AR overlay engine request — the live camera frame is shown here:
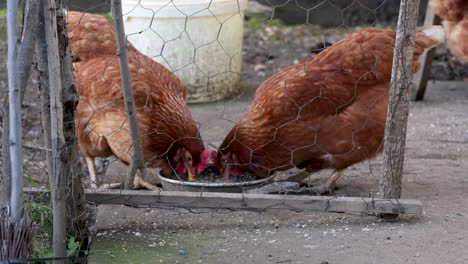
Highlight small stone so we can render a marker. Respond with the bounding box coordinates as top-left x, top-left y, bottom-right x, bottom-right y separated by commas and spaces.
254, 64, 266, 72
